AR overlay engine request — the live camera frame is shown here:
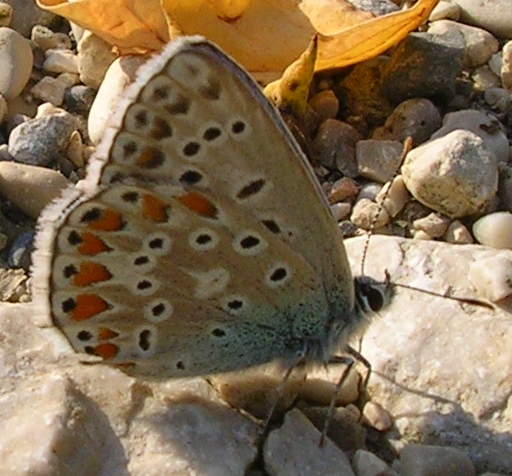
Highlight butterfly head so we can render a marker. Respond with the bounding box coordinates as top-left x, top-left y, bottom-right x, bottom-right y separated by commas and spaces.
354, 272, 393, 317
